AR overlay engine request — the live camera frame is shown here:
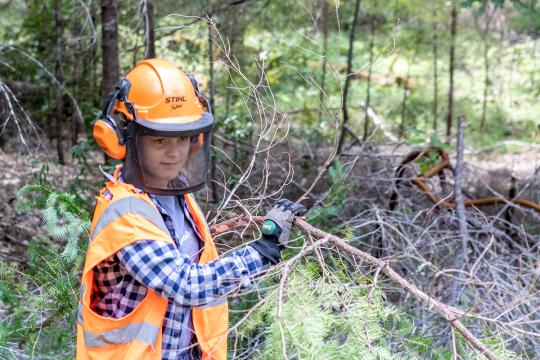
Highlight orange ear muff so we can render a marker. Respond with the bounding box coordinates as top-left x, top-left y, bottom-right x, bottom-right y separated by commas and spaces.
93, 119, 126, 160
189, 133, 204, 156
